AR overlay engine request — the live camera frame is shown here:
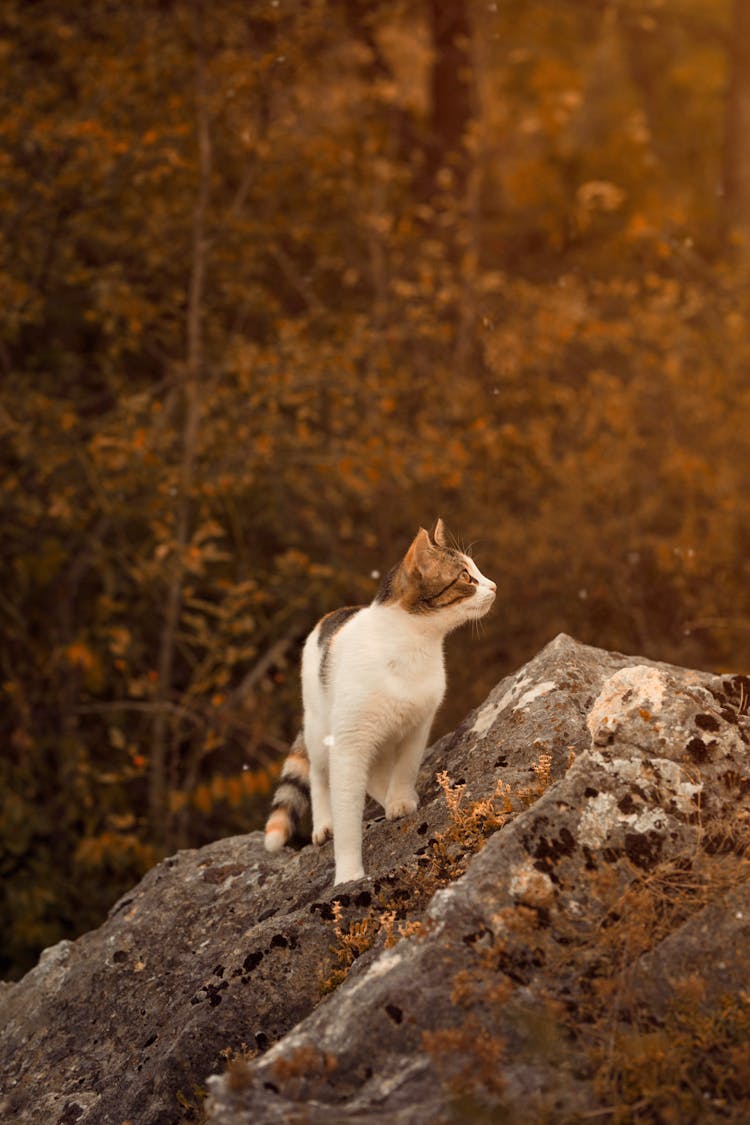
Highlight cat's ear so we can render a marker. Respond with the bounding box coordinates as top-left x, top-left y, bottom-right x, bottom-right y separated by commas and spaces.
405, 527, 436, 577
429, 517, 449, 549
